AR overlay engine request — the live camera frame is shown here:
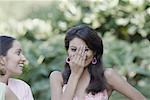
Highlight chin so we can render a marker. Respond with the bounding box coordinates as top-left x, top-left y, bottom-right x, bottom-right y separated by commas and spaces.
85, 60, 92, 66
18, 71, 23, 75
14, 71, 23, 75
